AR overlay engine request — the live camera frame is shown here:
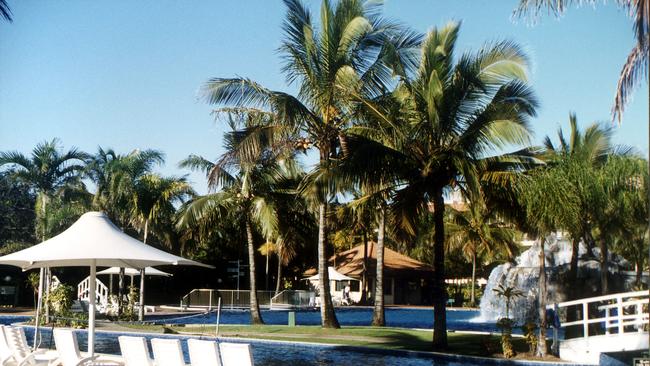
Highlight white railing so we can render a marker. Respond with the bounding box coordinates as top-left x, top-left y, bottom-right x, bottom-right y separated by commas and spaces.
548, 290, 649, 340
77, 276, 109, 309
270, 290, 315, 310
180, 289, 276, 310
